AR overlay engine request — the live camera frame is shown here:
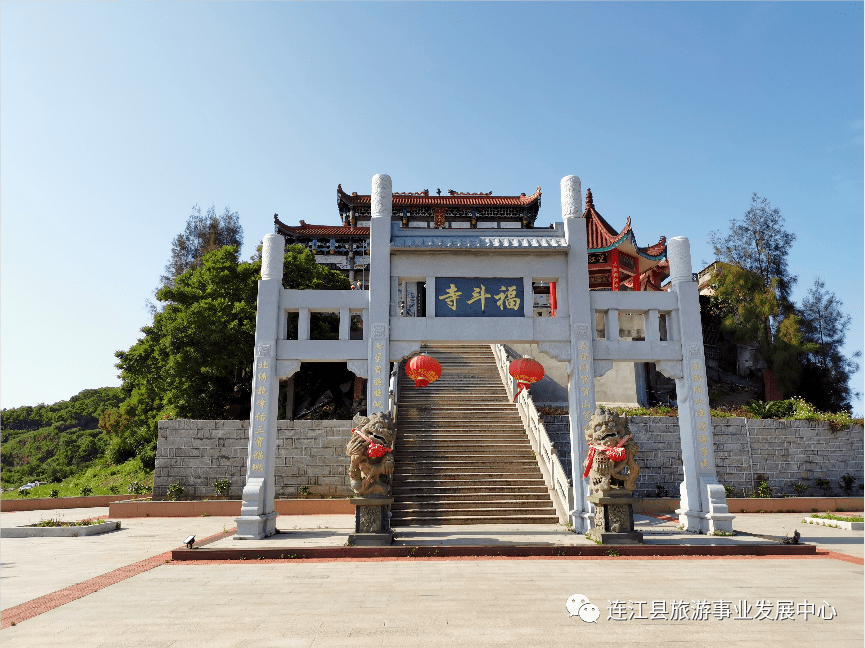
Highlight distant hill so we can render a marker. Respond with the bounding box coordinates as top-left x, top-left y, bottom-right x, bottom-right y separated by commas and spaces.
1, 387, 124, 487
